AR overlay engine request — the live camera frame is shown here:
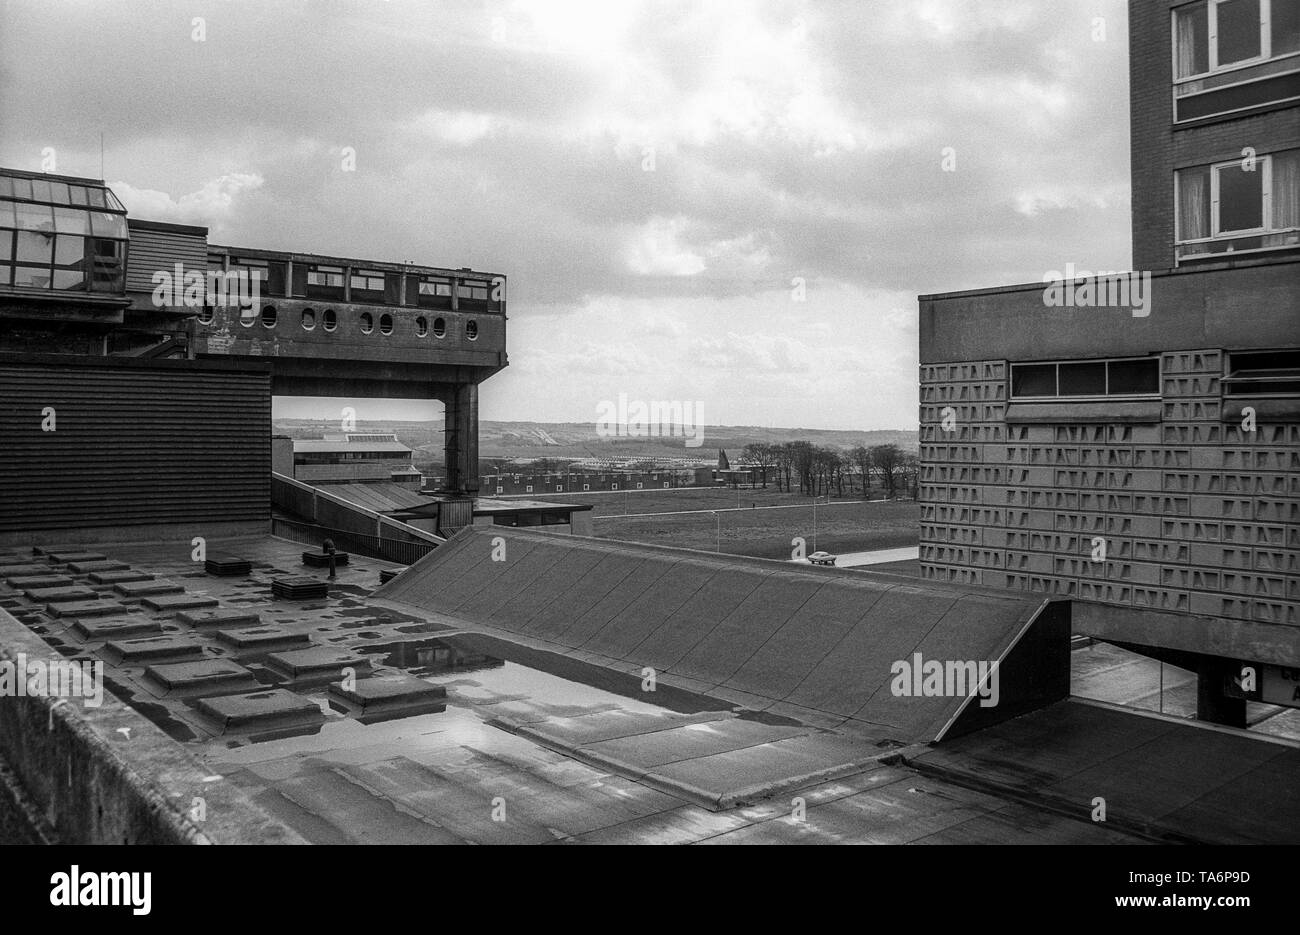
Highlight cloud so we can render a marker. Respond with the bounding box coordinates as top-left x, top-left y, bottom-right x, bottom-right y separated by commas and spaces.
109, 173, 264, 227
